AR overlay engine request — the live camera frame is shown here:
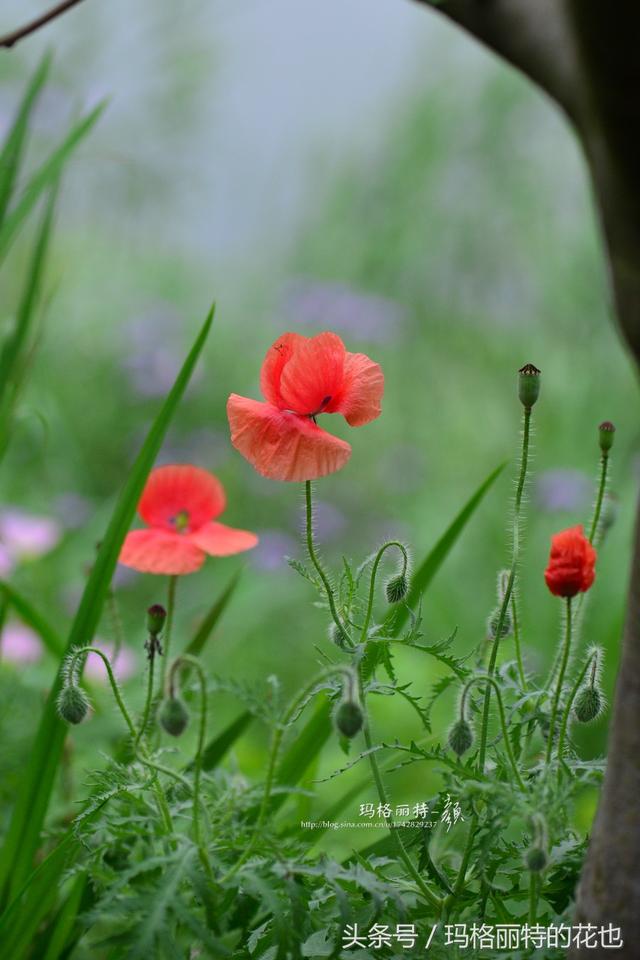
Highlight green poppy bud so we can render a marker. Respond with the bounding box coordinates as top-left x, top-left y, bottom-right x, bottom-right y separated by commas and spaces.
334, 699, 363, 739
488, 606, 512, 640
146, 604, 167, 637
518, 363, 541, 409
329, 622, 349, 649
385, 573, 409, 604
525, 845, 548, 872
448, 718, 474, 757
158, 697, 189, 736
598, 421, 616, 453
57, 684, 90, 725
574, 685, 602, 723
